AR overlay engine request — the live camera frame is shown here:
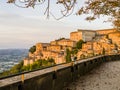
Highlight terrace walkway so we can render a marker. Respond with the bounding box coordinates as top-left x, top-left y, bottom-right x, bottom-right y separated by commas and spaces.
65, 60, 120, 90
